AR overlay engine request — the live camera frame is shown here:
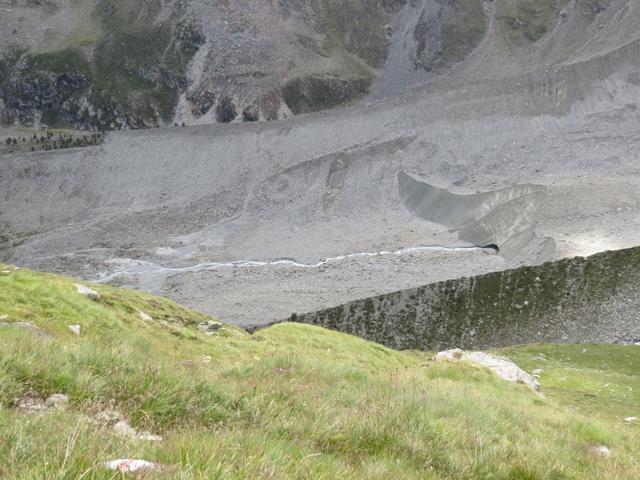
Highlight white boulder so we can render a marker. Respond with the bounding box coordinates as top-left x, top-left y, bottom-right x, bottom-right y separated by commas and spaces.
433, 349, 541, 394
75, 283, 100, 300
